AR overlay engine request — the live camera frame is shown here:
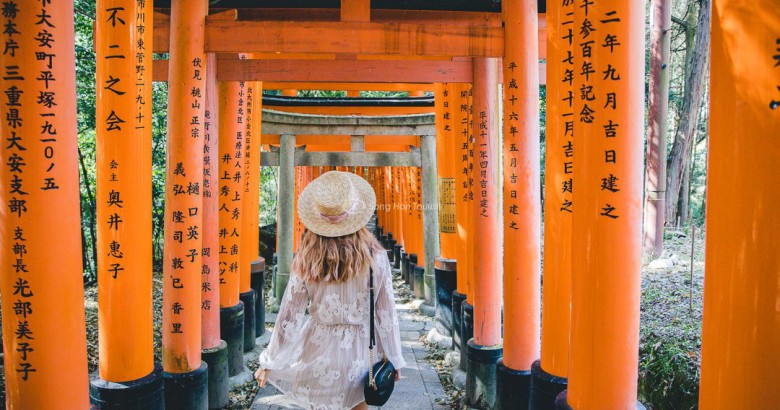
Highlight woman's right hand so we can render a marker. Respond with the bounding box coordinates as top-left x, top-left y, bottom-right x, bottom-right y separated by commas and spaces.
254, 368, 269, 388
394, 369, 401, 381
